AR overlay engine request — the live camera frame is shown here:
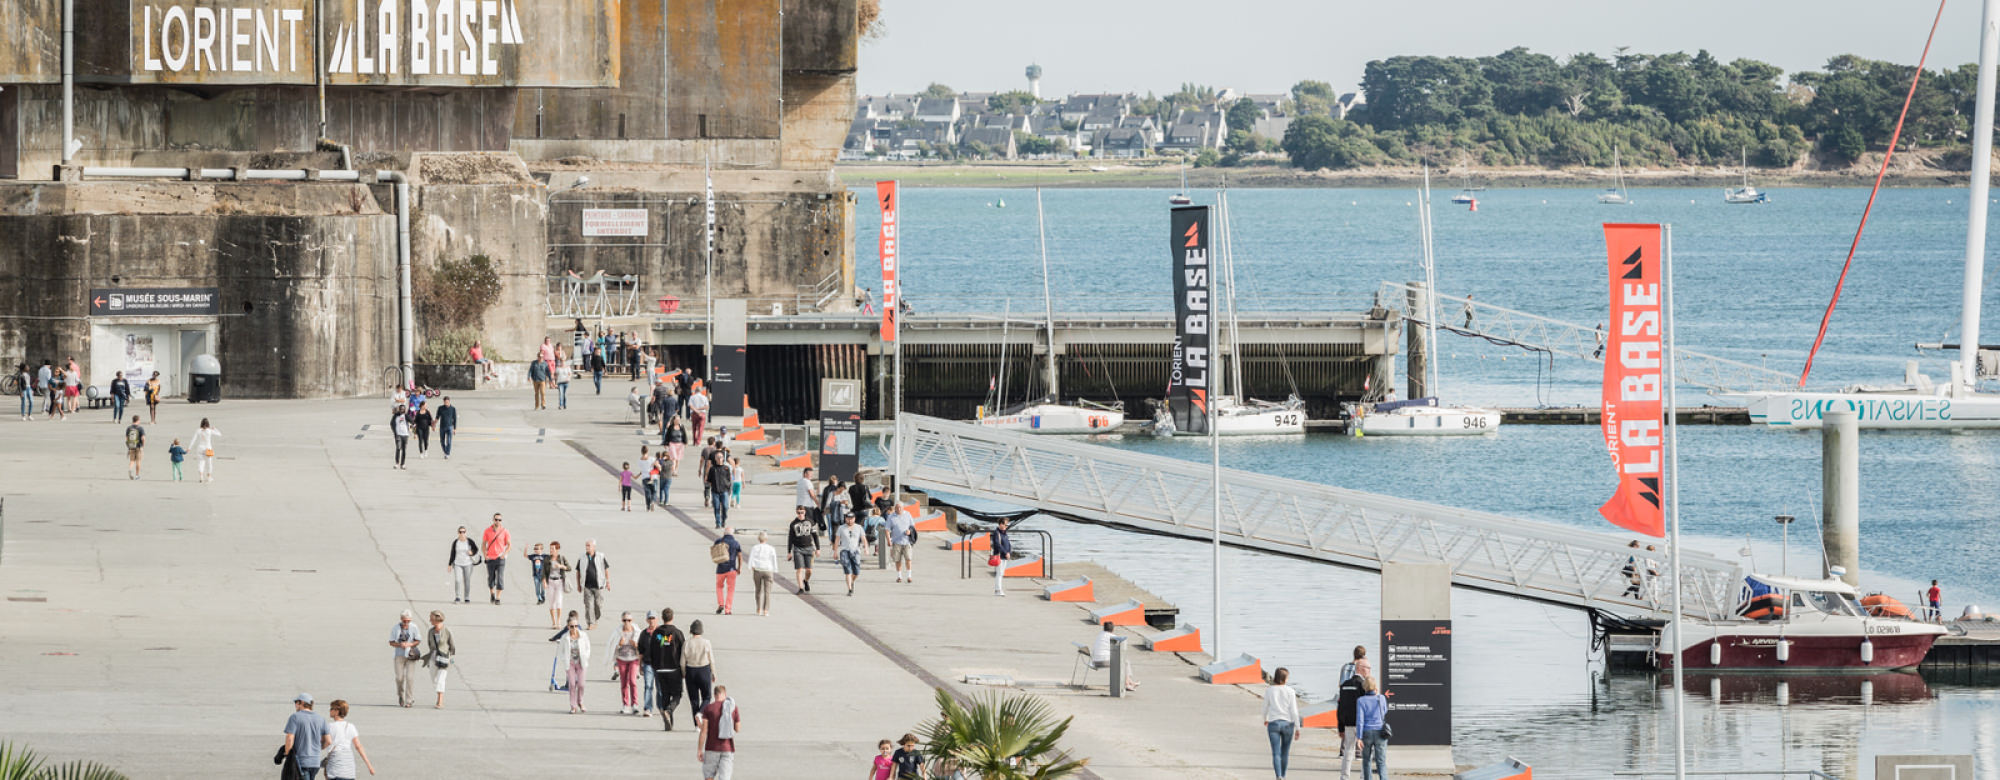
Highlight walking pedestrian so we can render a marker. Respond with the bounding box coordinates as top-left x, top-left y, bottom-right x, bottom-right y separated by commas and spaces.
888, 505, 916, 583
14, 363, 31, 421
615, 612, 644, 714
694, 683, 739, 780
1621, 540, 1643, 599
891, 734, 924, 780
62, 357, 80, 414
748, 531, 778, 616
168, 438, 186, 481
1337, 647, 1368, 779
788, 506, 819, 594
555, 350, 571, 410
1357, 676, 1389, 780
620, 462, 635, 511
655, 376, 680, 436
144, 371, 162, 423
390, 405, 411, 470
647, 608, 689, 730
1929, 580, 1944, 622
545, 541, 570, 628
712, 527, 744, 614
433, 395, 458, 459
1263, 667, 1302, 779
699, 437, 718, 507
796, 467, 820, 528
656, 450, 675, 507
729, 457, 743, 507
109, 372, 129, 422
123, 415, 146, 479
989, 518, 1014, 596
637, 611, 665, 717
319, 700, 376, 779
529, 355, 550, 410
689, 384, 710, 441
819, 477, 846, 548
578, 539, 610, 629
413, 403, 434, 458
279, 693, 327, 780
389, 610, 422, 708
447, 526, 478, 603
837, 514, 866, 596
482, 514, 511, 605
557, 618, 591, 714
870, 739, 895, 780
706, 450, 733, 528
641, 448, 659, 511
683, 620, 715, 715
590, 349, 606, 394
45, 365, 66, 420
526, 543, 550, 605
423, 611, 457, 708
665, 418, 689, 476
